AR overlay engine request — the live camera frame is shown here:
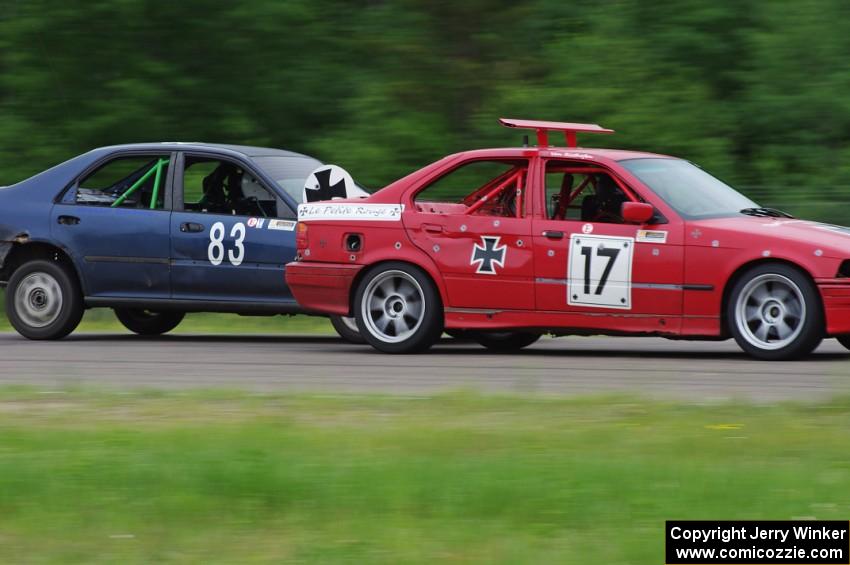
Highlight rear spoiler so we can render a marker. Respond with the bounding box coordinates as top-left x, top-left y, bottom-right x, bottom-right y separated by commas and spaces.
499, 117, 614, 148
